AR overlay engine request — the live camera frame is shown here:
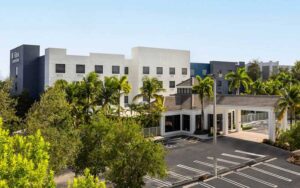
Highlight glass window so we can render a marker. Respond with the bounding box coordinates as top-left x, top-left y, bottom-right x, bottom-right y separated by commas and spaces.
143, 66, 150, 74
217, 80, 222, 87
55, 64, 65, 73
112, 66, 120, 74
191, 69, 195, 77
14, 82, 18, 92
182, 115, 190, 131
124, 96, 129, 104
202, 69, 207, 76
182, 68, 187, 75
157, 67, 163, 74
169, 81, 175, 88
15, 66, 18, 77
76, 64, 85, 74
124, 67, 129, 74
95, 65, 103, 74
165, 115, 181, 132
169, 67, 175, 75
